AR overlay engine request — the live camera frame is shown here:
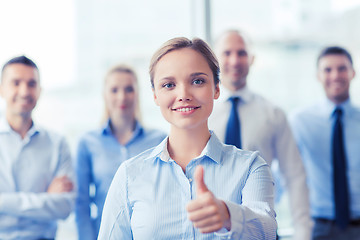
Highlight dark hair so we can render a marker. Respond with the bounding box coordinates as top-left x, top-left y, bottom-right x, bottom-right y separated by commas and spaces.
149, 37, 220, 88
1, 56, 39, 83
2, 55, 38, 73
317, 46, 353, 67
